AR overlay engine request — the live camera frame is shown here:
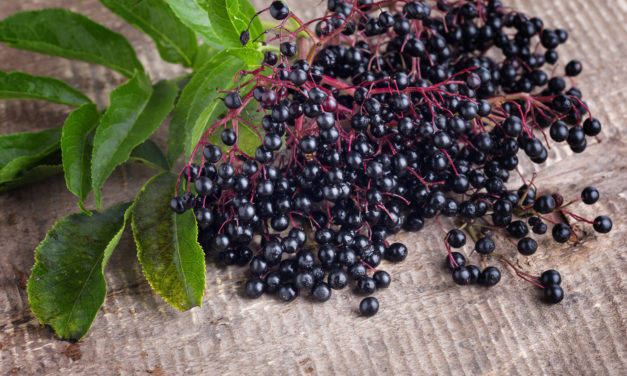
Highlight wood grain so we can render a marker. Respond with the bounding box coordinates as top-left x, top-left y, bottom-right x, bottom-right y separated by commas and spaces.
1, 1, 626, 375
